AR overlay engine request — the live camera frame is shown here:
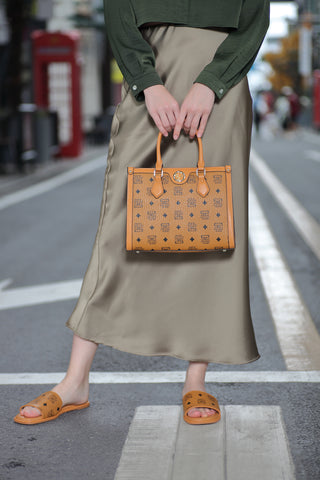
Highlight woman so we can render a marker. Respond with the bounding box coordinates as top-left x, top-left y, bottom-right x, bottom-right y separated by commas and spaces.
14, 0, 270, 425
